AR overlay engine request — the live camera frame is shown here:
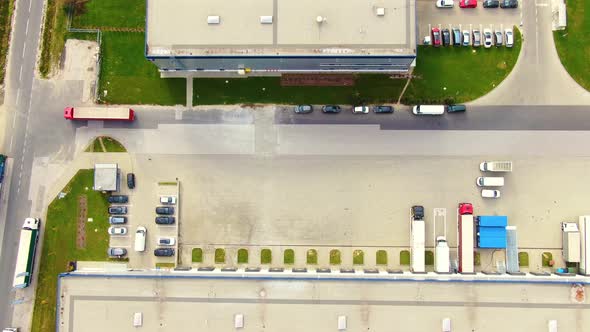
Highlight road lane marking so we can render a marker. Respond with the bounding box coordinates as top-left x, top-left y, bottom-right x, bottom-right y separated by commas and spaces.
28, 0, 32, 12
536, 3, 548, 6
12, 113, 17, 128
22, 43, 26, 58
9, 136, 14, 152
25, 18, 29, 36
18, 66, 23, 81
15, 89, 20, 105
